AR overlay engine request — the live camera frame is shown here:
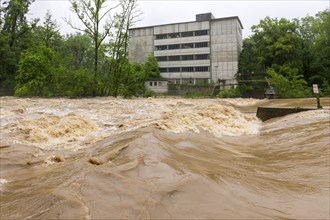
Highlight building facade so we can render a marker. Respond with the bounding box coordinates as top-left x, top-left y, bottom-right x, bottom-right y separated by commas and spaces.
144, 80, 169, 93
128, 13, 243, 87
